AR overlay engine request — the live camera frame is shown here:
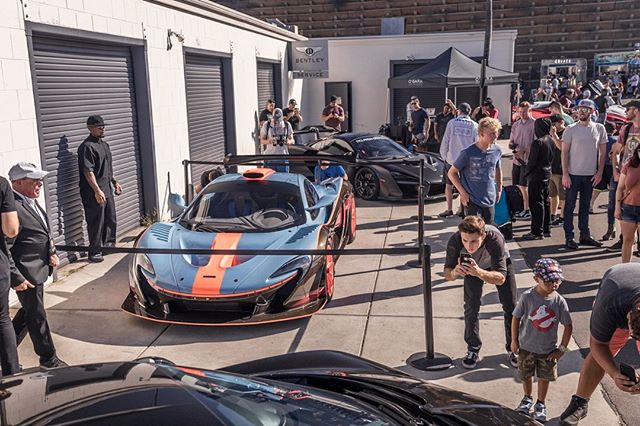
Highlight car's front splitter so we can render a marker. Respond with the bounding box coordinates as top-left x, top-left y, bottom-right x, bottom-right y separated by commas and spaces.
121, 292, 327, 326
